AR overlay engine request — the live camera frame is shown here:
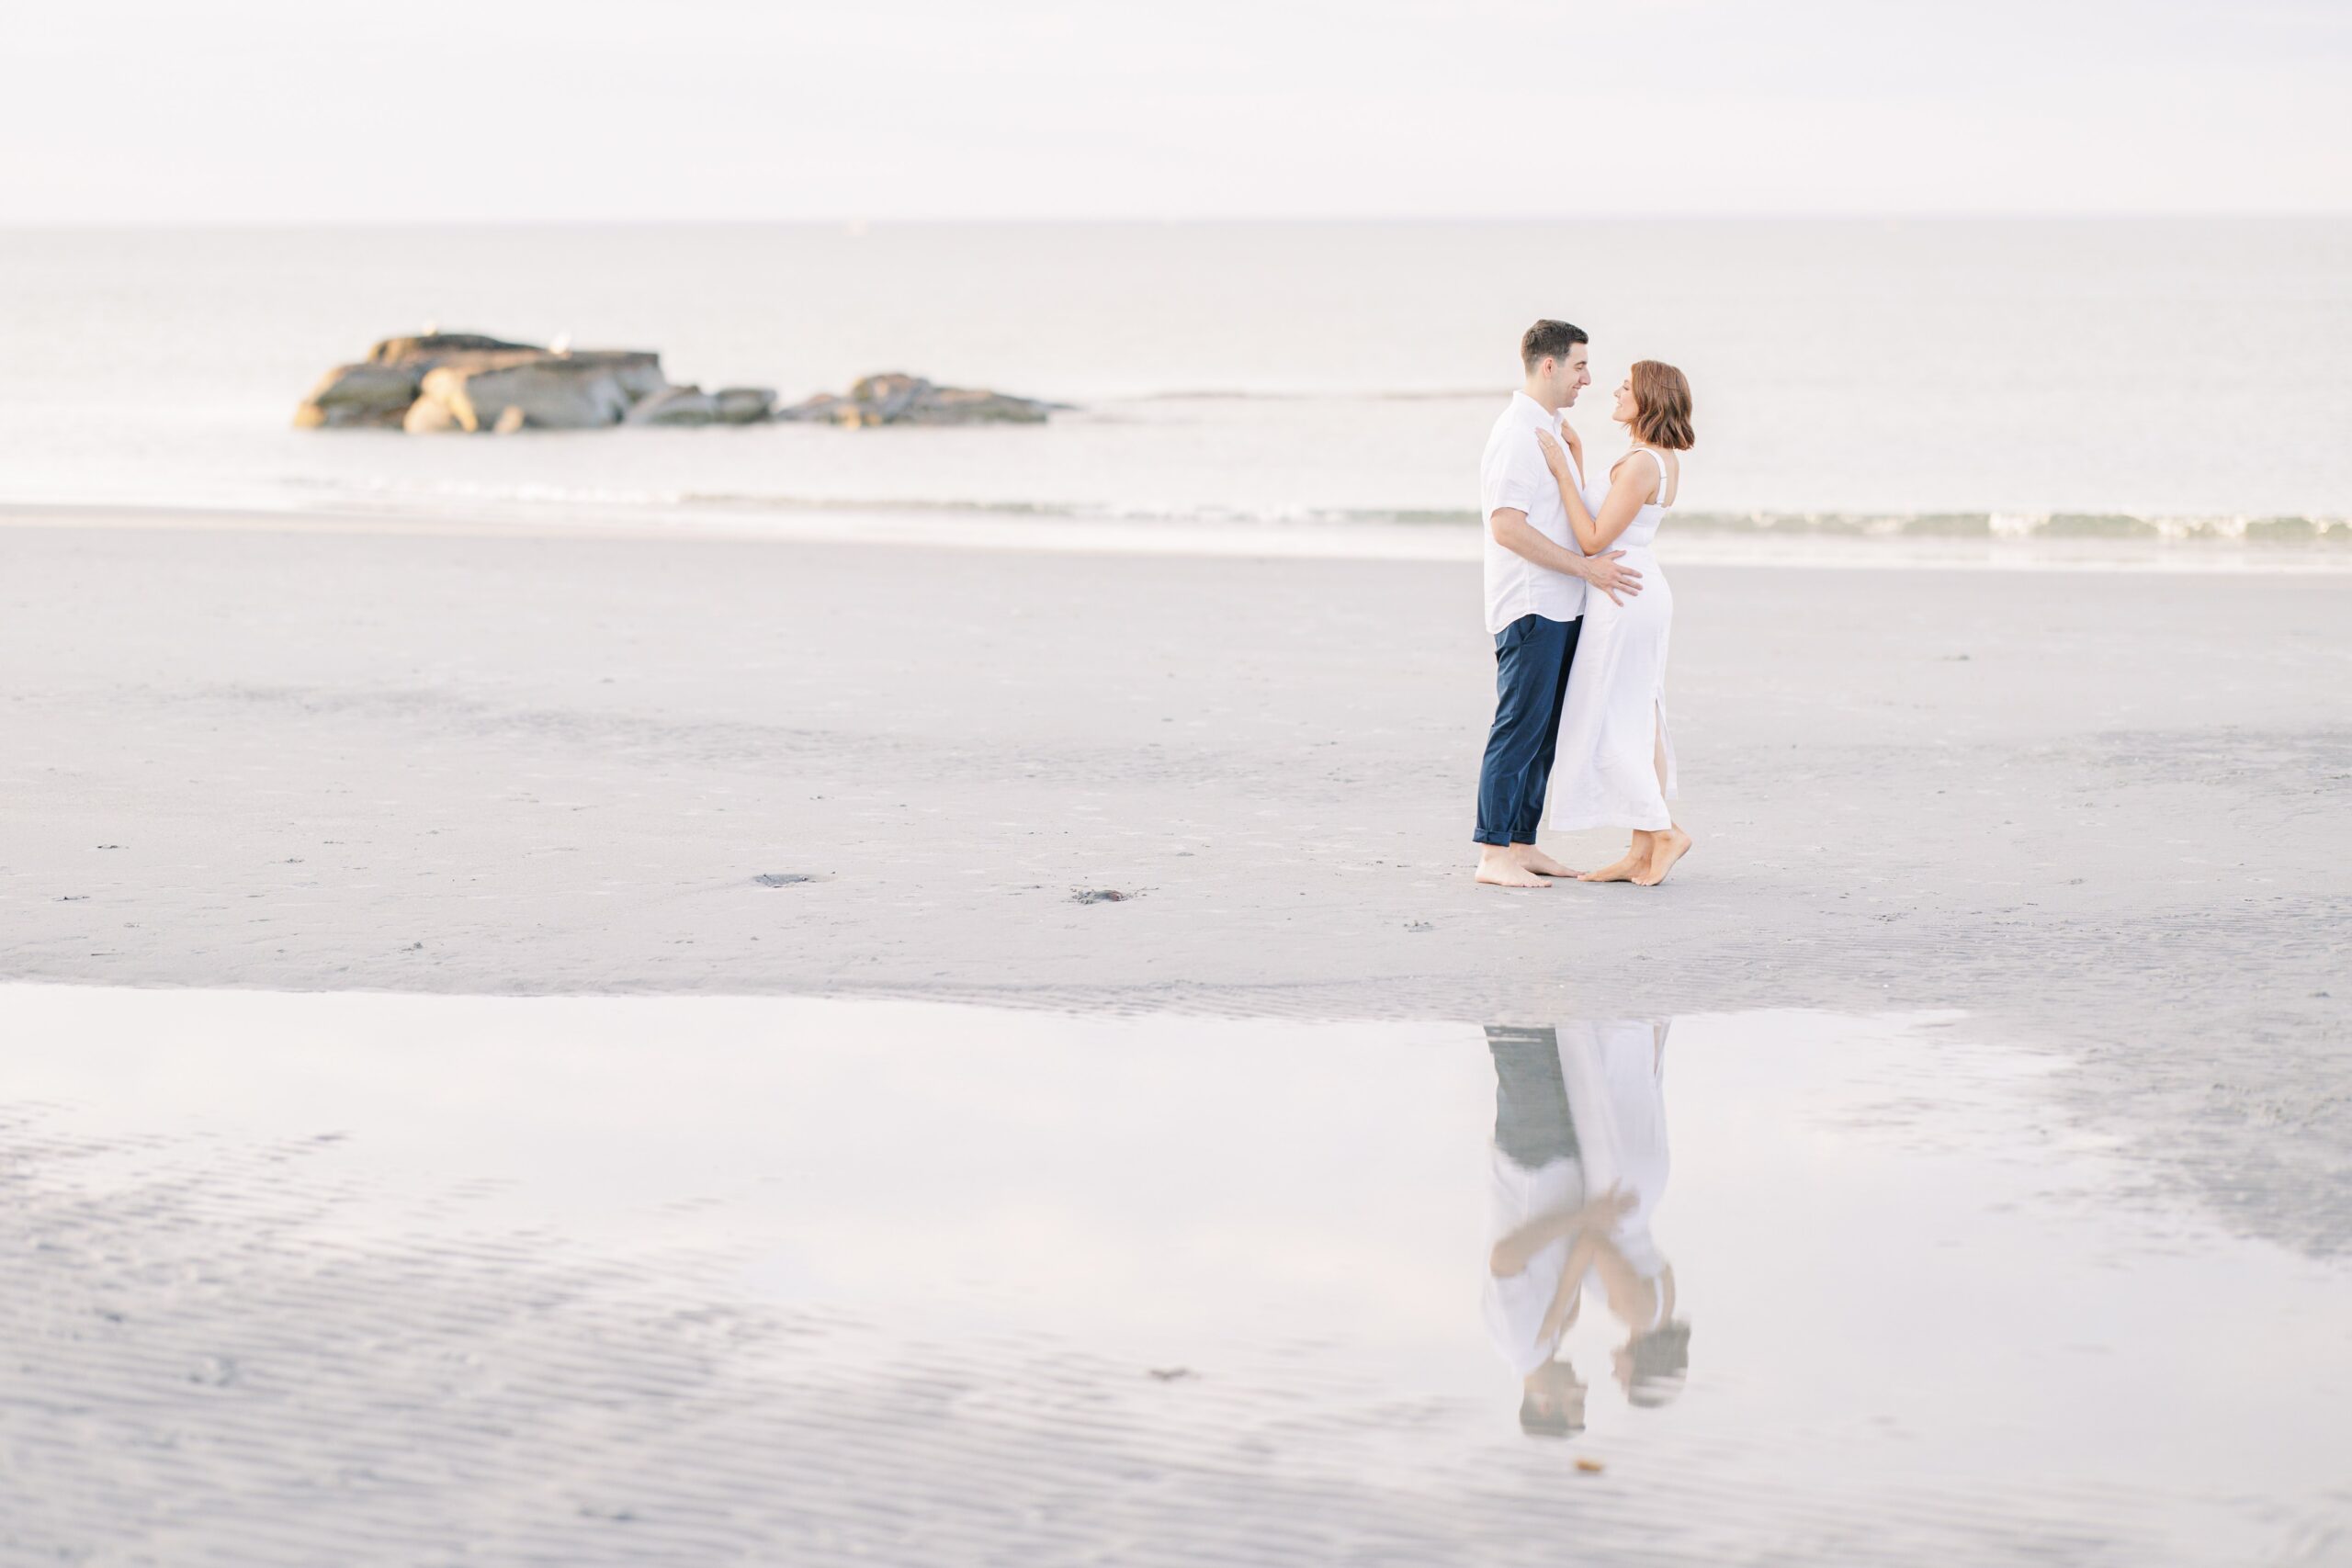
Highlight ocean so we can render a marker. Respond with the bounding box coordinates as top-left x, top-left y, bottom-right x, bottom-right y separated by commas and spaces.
3, 220, 2346, 562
